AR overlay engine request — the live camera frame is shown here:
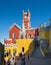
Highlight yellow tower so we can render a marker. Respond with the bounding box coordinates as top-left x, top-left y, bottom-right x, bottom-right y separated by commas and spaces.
49, 19, 51, 52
